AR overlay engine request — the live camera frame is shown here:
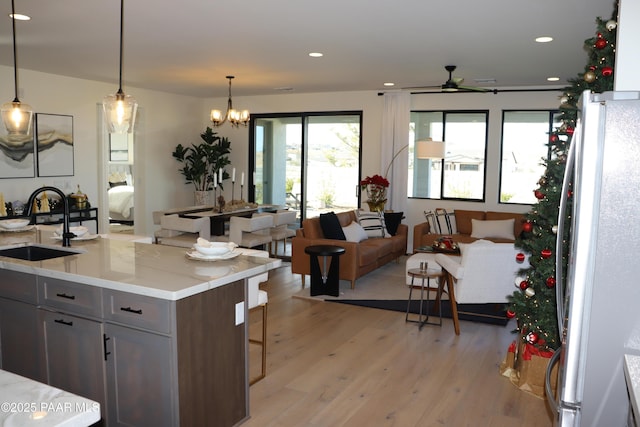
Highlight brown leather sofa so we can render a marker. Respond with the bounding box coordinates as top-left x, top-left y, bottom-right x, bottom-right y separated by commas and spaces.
413, 209, 525, 252
291, 210, 408, 289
